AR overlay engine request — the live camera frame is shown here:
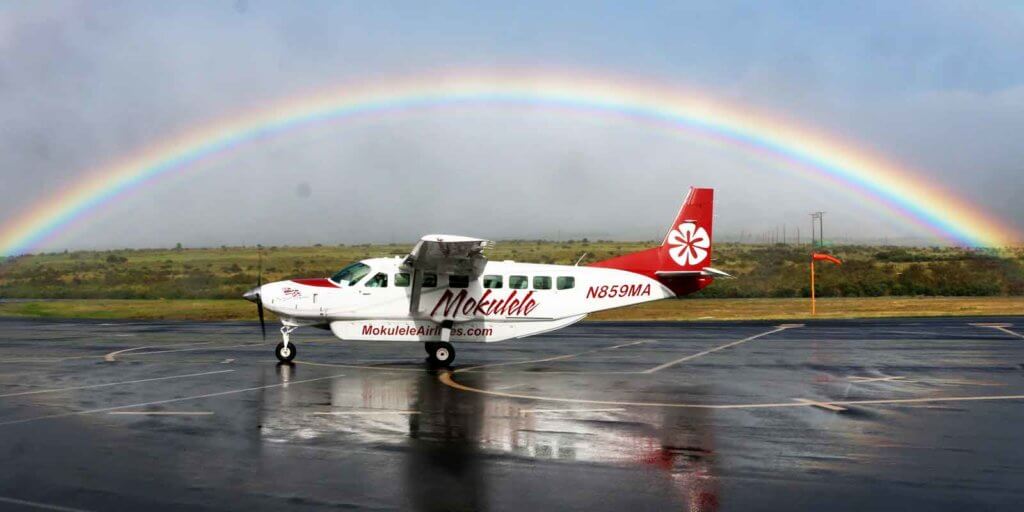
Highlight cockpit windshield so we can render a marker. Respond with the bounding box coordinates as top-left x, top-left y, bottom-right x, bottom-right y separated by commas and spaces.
330, 262, 371, 286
